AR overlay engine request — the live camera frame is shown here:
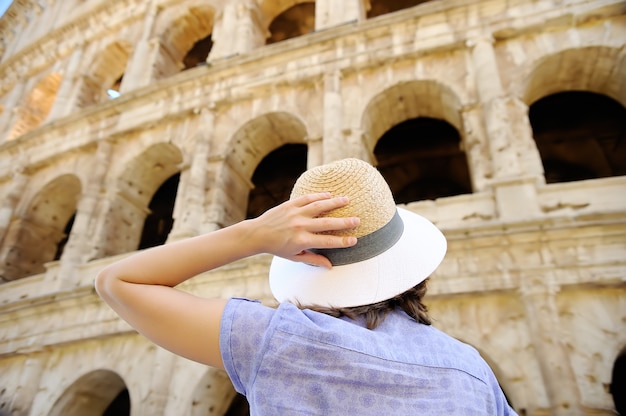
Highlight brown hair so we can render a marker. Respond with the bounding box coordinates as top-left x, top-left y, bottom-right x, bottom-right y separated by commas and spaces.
302, 278, 431, 330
